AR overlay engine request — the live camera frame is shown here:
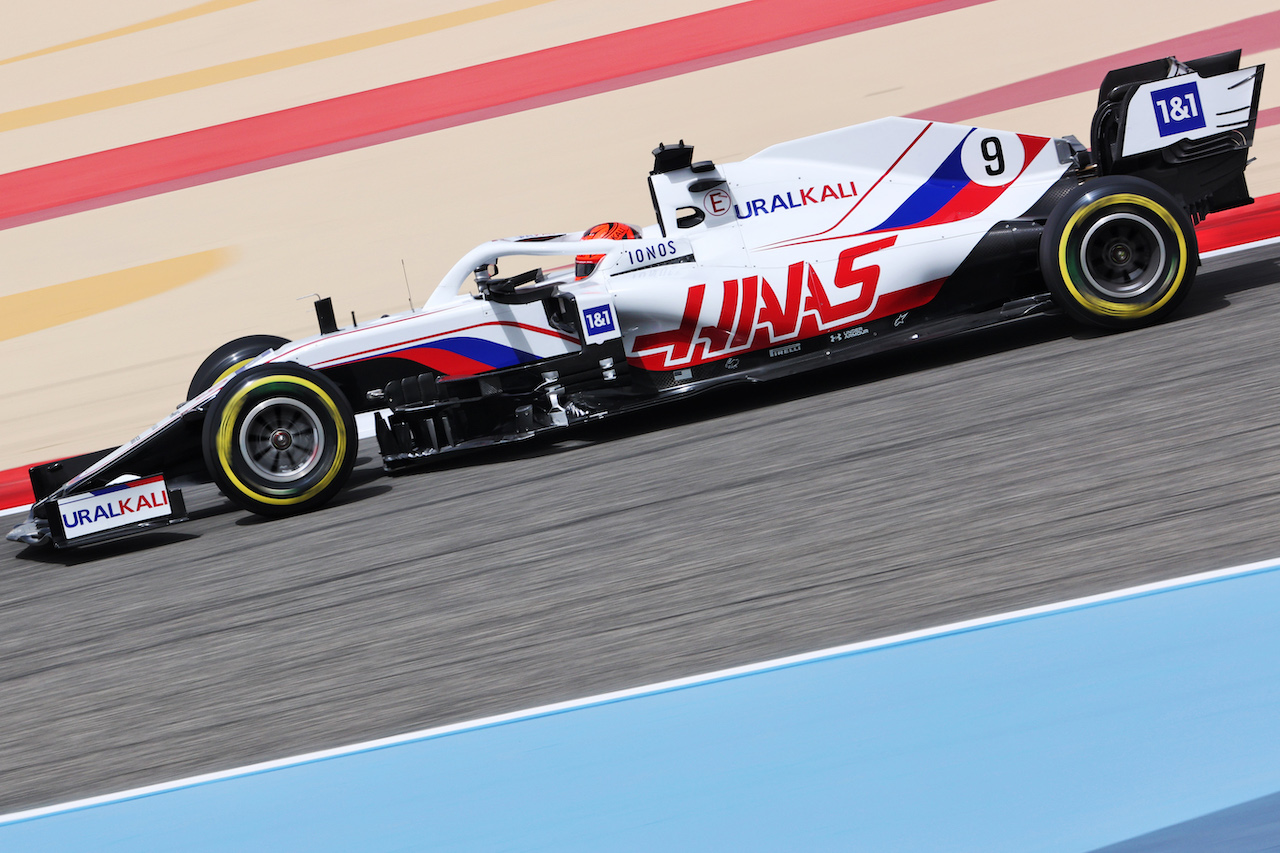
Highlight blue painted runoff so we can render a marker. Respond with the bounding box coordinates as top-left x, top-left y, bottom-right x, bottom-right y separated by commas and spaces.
5, 564, 1280, 852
